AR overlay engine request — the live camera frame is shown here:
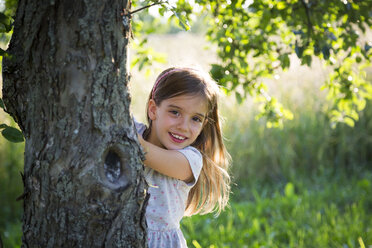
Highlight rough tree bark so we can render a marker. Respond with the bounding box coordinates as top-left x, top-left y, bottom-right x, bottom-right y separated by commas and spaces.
2, 0, 147, 247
